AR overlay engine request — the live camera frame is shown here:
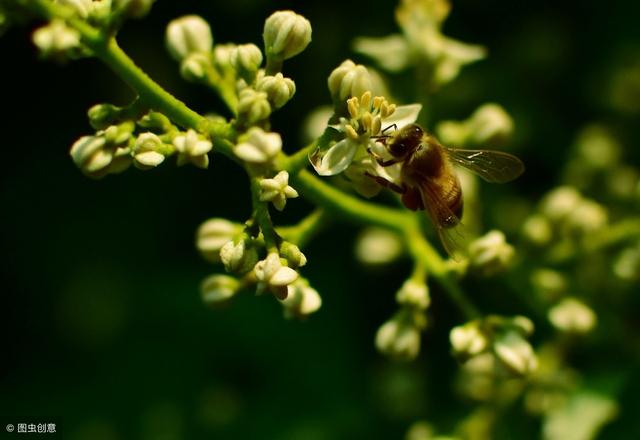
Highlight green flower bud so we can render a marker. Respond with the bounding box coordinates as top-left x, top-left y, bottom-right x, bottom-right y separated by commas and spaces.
233, 127, 282, 164
69, 135, 112, 178
548, 297, 597, 334
212, 43, 237, 70
230, 44, 263, 82
138, 111, 173, 132
567, 199, 608, 234
279, 278, 322, 319
101, 122, 134, 148
375, 311, 424, 361
263, 10, 312, 61
165, 15, 213, 61
613, 242, 640, 281
327, 60, 373, 105
87, 103, 120, 130
132, 132, 165, 169
450, 320, 489, 360
33, 20, 80, 58
354, 227, 403, 265
255, 73, 296, 109
196, 218, 242, 263
396, 279, 430, 310
468, 230, 515, 276
200, 274, 240, 305
108, 147, 133, 174
531, 268, 567, 300
220, 238, 259, 275
237, 89, 271, 125
180, 52, 211, 82
113, 0, 155, 19
279, 241, 307, 269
